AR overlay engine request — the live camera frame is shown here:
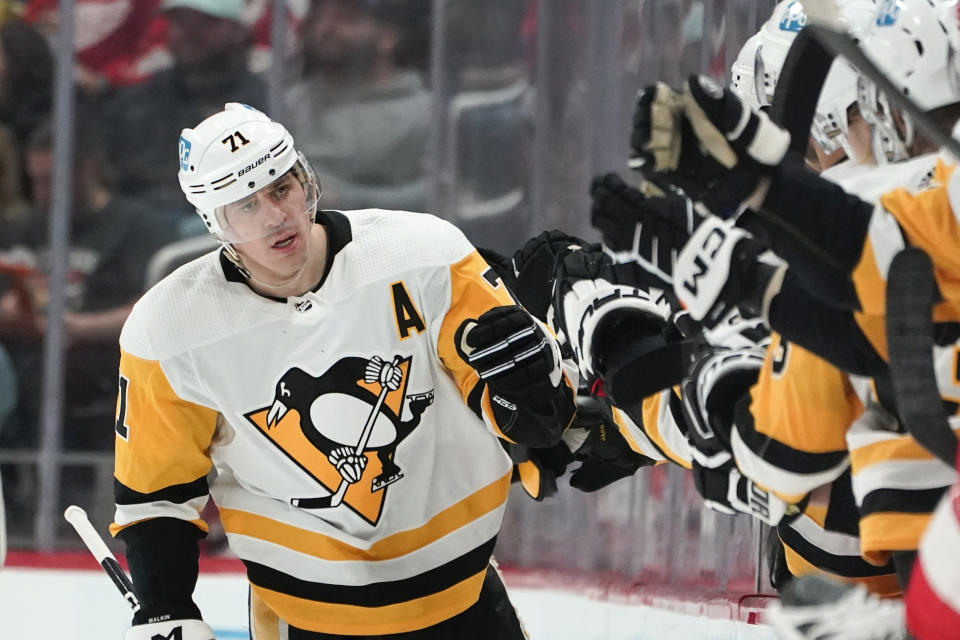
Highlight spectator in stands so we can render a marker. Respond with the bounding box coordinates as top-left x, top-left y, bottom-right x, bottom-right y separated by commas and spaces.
25, 0, 170, 95
99, 0, 265, 228
0, 119, 178, 452
0, 124, 30, 248
285, 0, 431, 212
0, 17, 53, 152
